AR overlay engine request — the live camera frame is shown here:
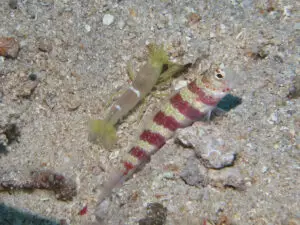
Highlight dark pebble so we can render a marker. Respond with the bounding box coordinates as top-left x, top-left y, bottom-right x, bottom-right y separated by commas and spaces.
28, 73, 37, 81
0, 143, 8, 155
